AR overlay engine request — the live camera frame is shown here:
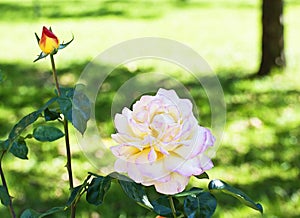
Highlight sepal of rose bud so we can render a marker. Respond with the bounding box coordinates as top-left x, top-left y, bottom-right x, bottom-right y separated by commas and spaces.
33, 52, 48, 62
58, 34, 74, 50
